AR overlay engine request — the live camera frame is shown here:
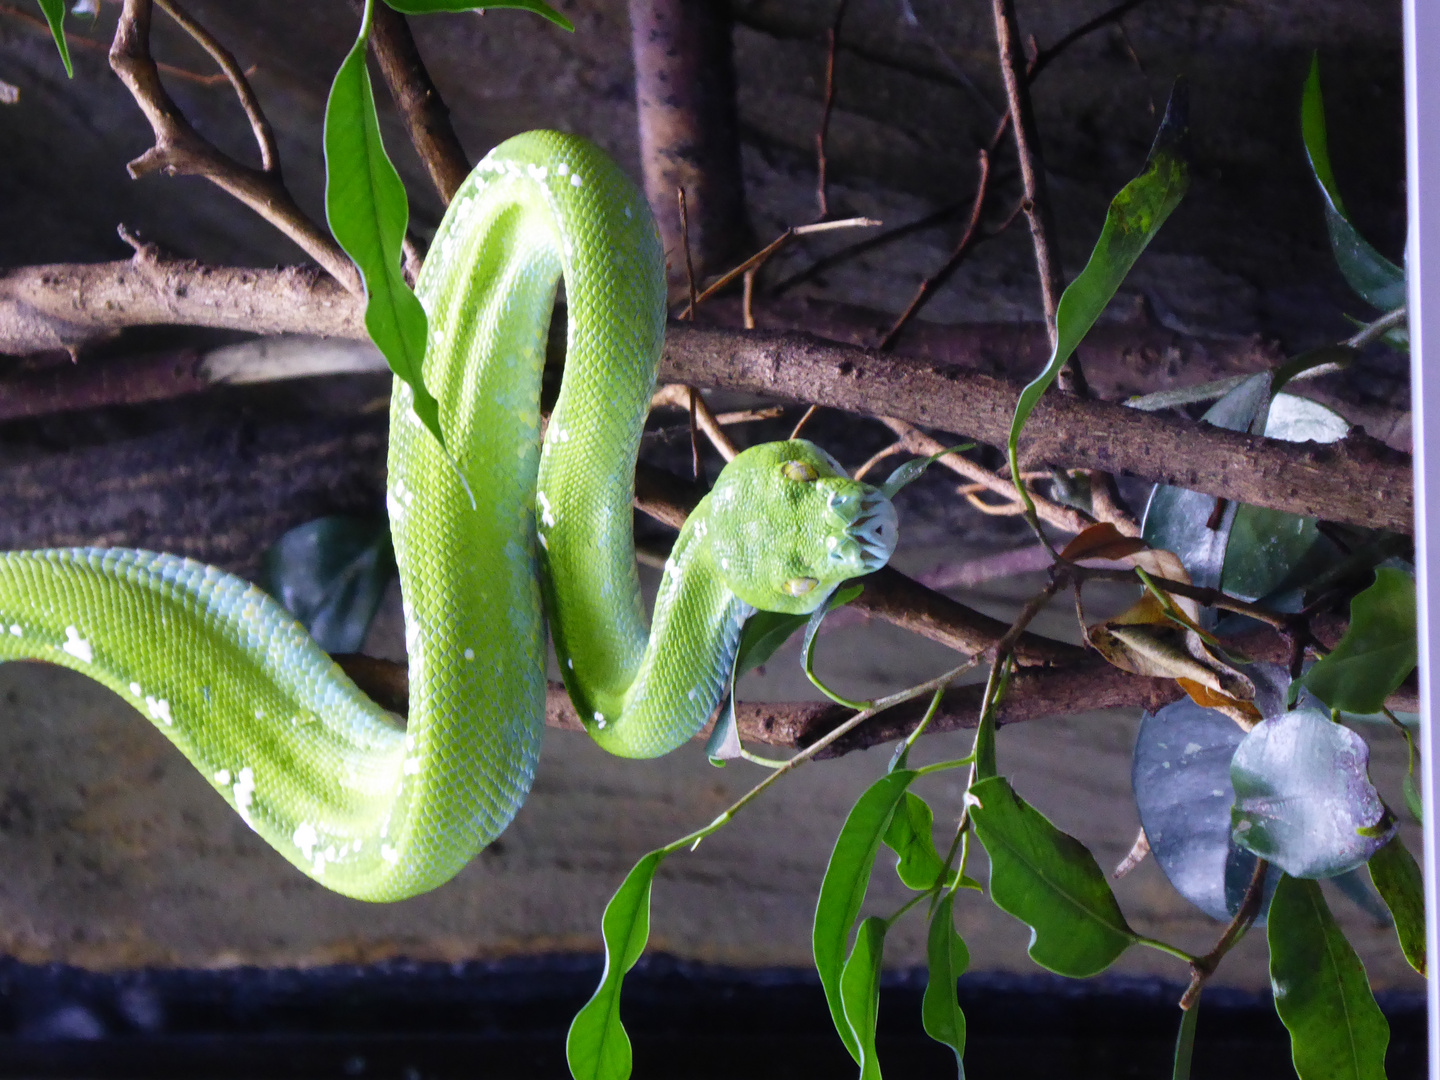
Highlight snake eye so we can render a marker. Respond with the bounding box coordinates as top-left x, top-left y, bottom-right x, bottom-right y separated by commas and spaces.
783, 576, 819, 596
782, 460, 818, 483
